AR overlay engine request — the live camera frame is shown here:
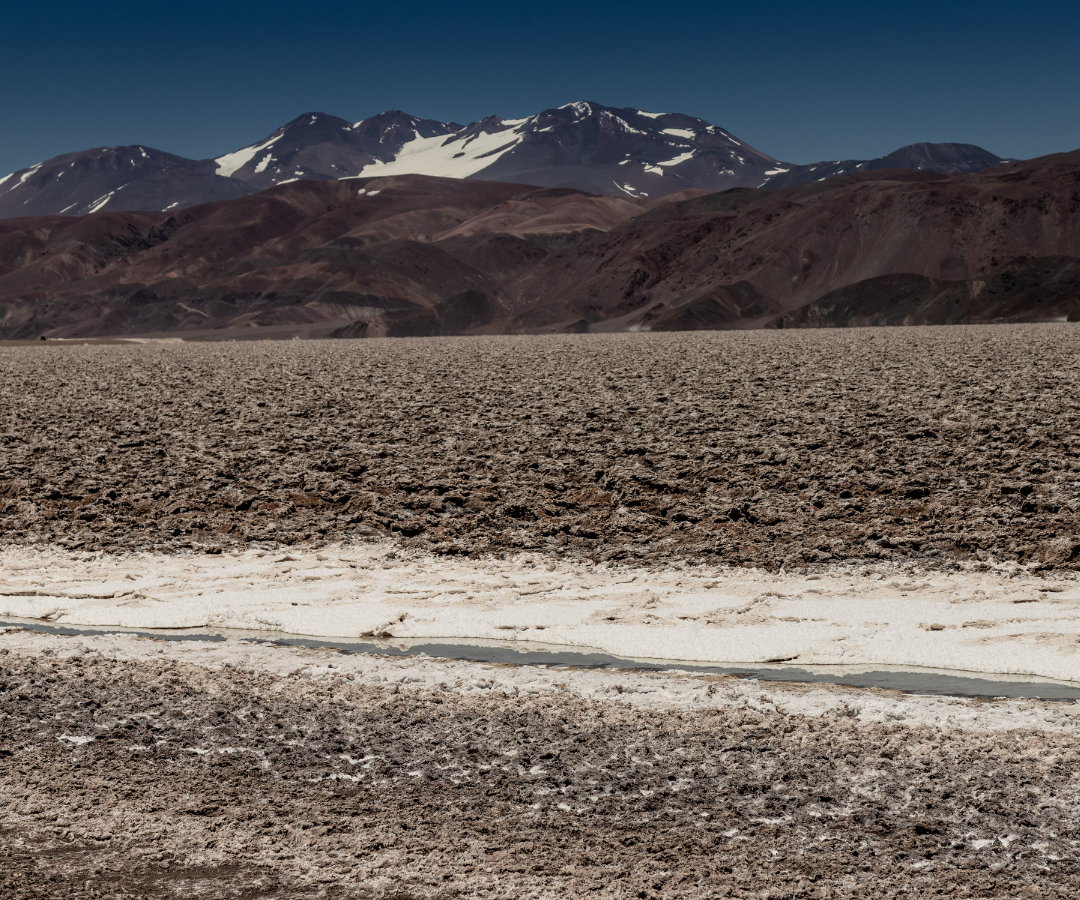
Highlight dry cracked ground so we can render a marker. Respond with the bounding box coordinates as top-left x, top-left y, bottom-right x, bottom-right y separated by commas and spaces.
1, 325, 1079, 570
